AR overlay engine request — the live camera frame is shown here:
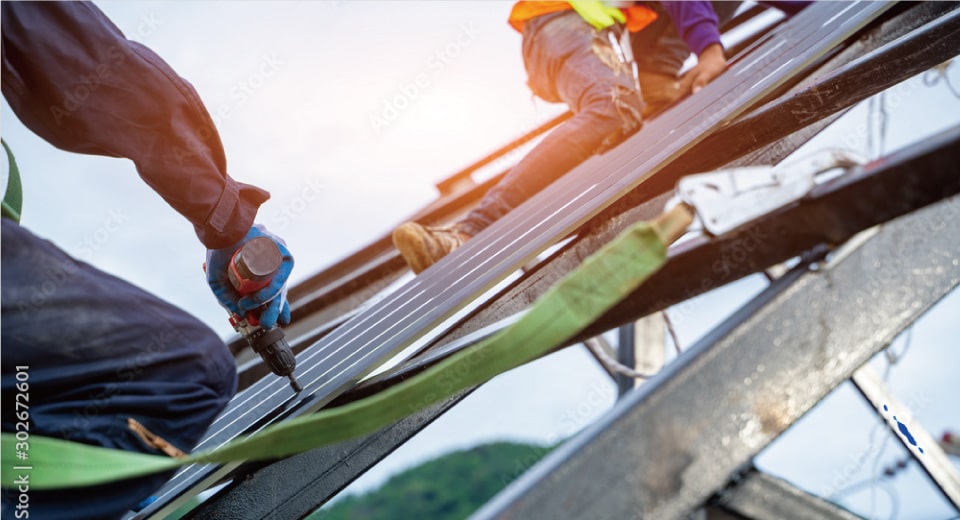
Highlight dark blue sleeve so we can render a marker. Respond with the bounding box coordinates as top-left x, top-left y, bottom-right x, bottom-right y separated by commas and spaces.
1, 1, 268, 248
658, 1, 721, 56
